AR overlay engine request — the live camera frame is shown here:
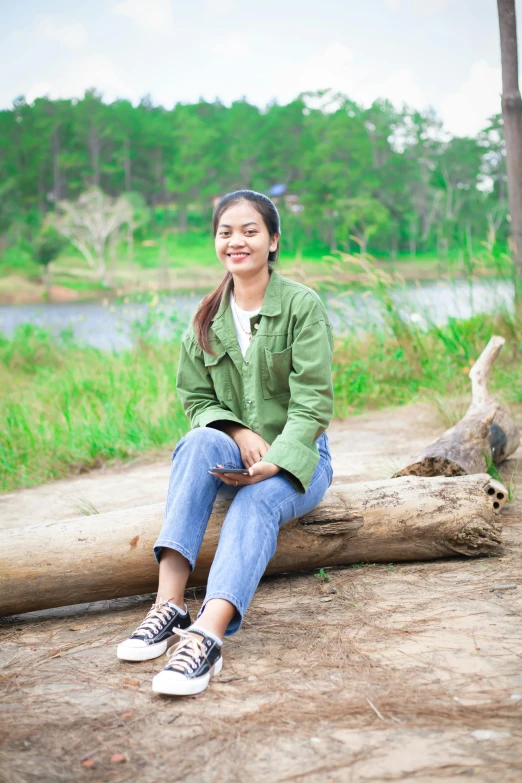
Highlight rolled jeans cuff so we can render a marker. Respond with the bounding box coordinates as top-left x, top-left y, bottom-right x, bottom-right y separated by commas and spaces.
197, 590, 245, 637
153, 539, 195, 569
